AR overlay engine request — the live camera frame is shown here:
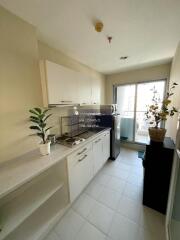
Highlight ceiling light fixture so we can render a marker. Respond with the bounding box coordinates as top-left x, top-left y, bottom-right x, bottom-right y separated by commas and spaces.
120, 56, 128, 60
94, 21, 113, 44
107, 36, 113, 44
94, 22, 103, 32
